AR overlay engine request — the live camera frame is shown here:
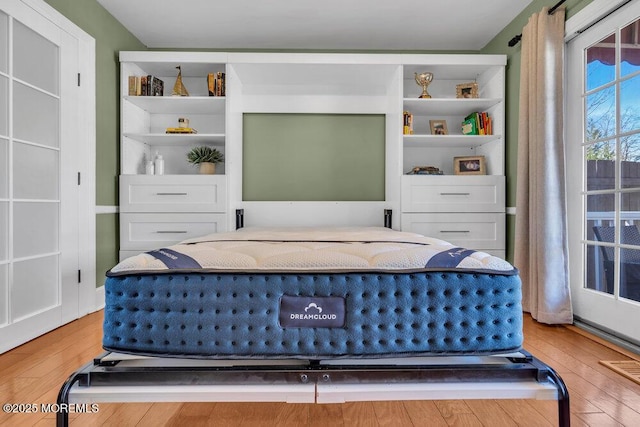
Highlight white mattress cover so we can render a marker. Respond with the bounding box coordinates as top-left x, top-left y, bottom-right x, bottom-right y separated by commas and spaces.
110, 227, 514, 275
